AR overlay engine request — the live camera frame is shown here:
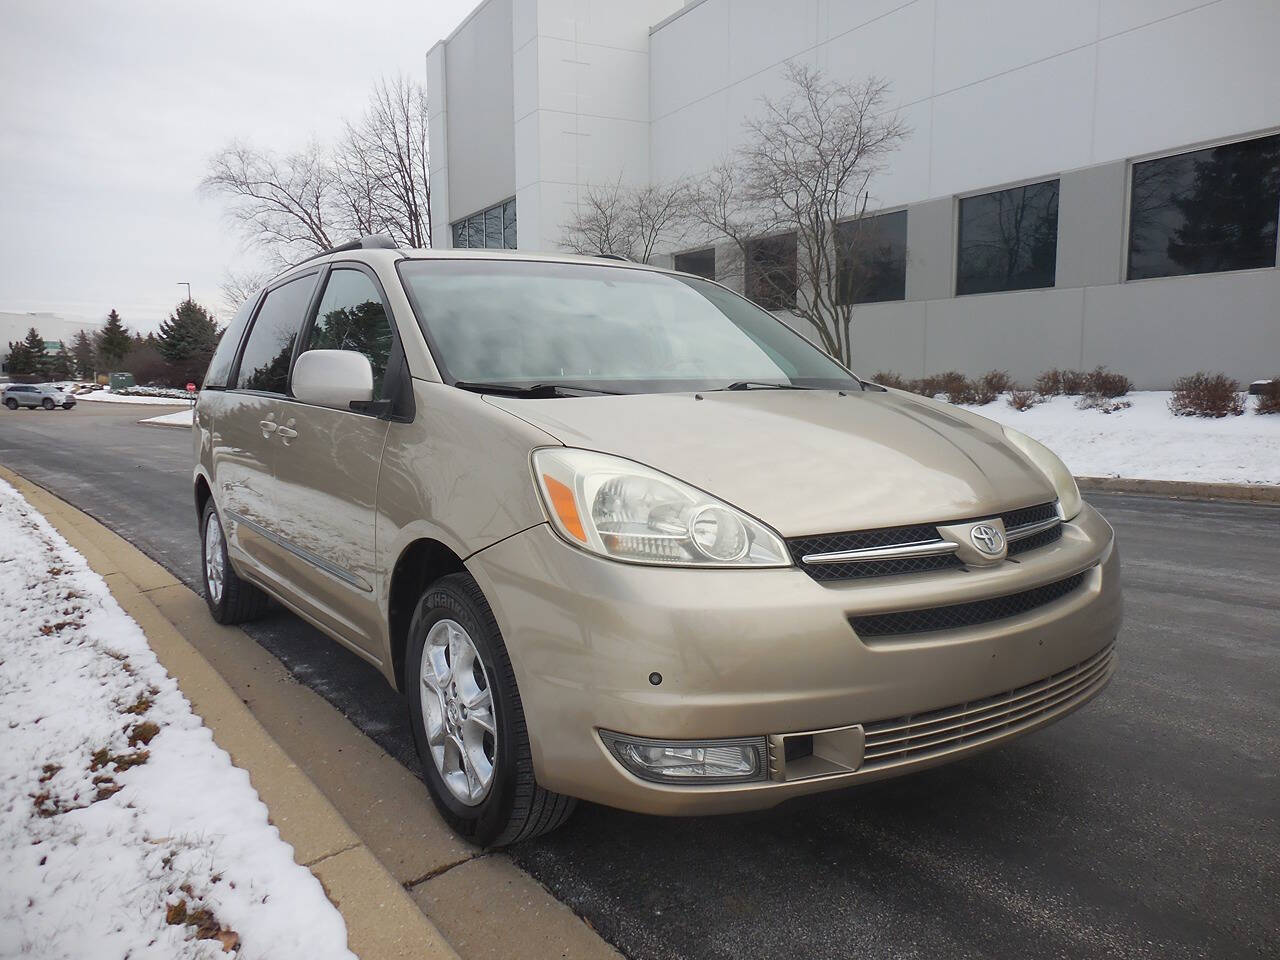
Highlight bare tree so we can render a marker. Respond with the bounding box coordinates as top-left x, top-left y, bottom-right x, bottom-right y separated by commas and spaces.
335, 76, 432, 248
561, 178, 691, 263
219, 266, 274, 314
691, 64, 908, 367
203, 75, 431, 268
202, 142, 338, 264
